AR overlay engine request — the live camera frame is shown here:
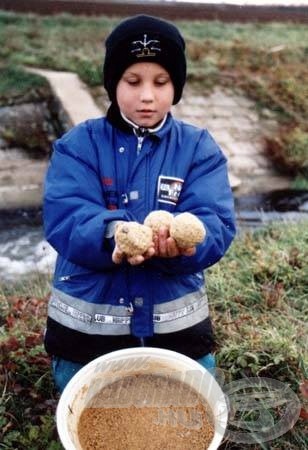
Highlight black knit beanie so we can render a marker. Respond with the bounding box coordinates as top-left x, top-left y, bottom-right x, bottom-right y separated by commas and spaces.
103, 15, 186, 105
